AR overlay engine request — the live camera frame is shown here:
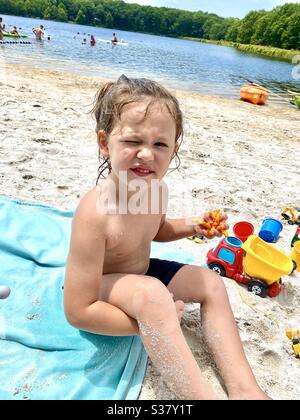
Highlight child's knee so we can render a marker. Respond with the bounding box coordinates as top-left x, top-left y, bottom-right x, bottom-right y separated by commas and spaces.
132, 276, 175, 317
200, 268, 227, 303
